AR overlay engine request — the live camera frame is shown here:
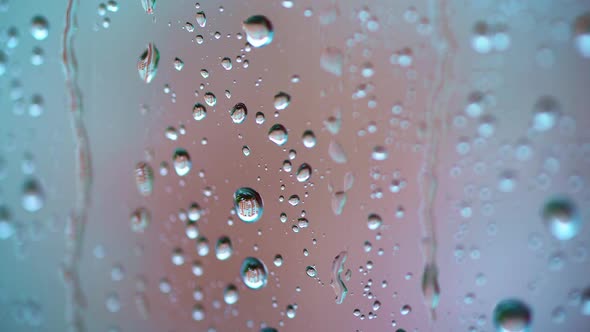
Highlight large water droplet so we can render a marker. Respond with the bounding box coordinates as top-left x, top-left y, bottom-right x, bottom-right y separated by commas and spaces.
192, 103, 207, 121
30, 16, 49, 41
138, 43, 160, 83
273, 92, 291, 110
195, 11, 207, 27
492, 299, 532, 332
240, 257, 268, 289
543, 196, 581, 241
243, 15, 274, 47
268, 124, 288, 146
230, 103, 248, 124
172, 148, 192, 176
296, 163, 312, 182
234, 187, 264, 223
